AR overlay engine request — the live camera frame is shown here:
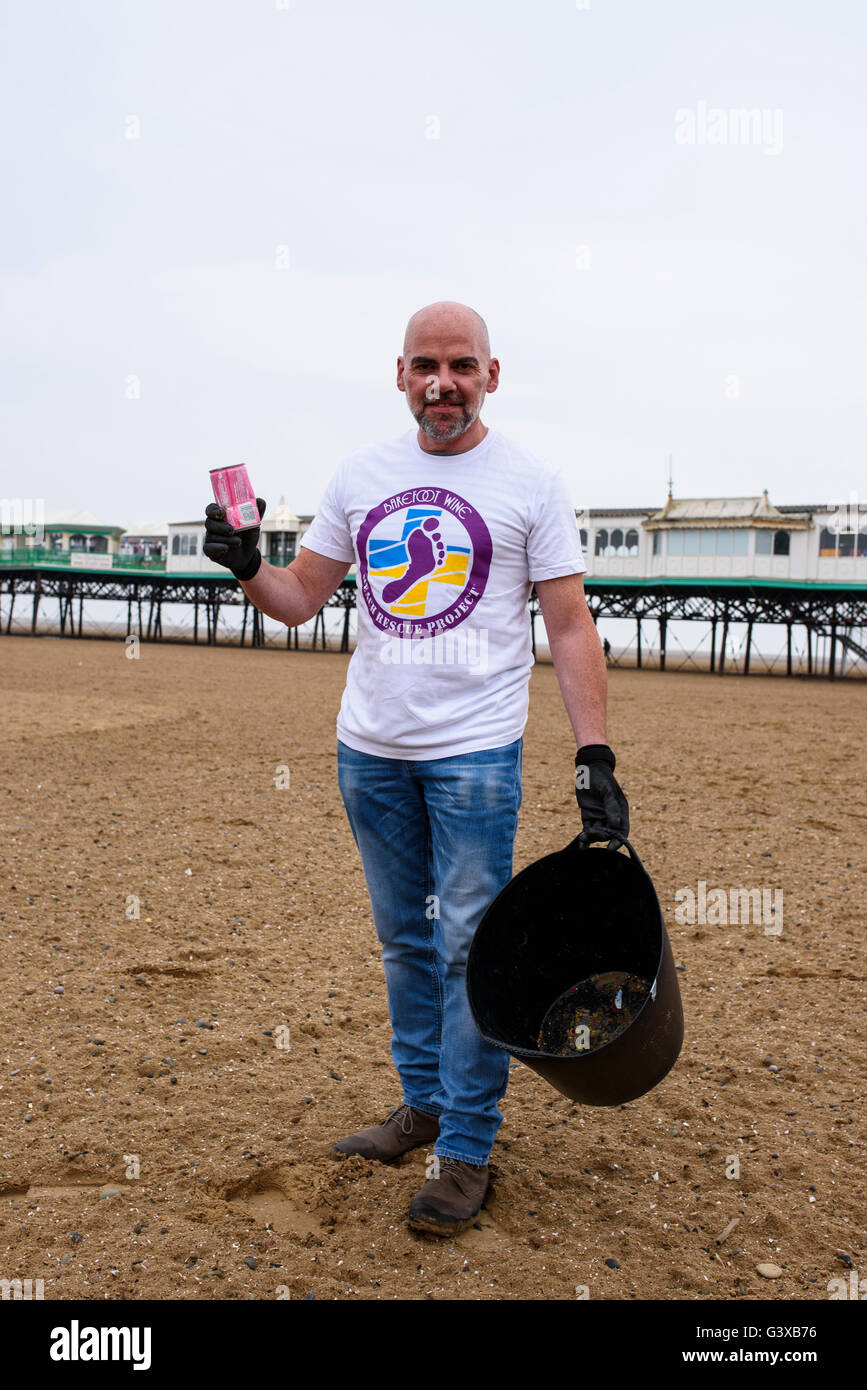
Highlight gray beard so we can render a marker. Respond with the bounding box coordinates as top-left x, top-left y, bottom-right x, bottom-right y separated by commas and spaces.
412, 395, 483, 442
